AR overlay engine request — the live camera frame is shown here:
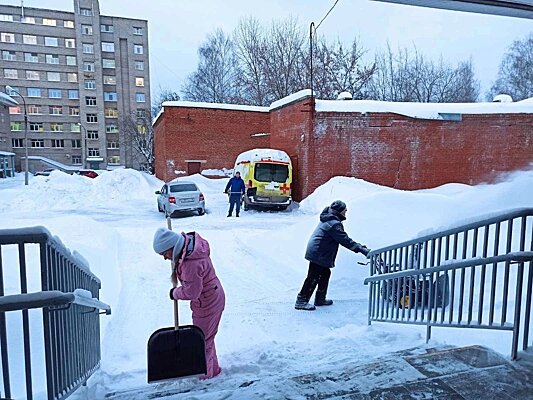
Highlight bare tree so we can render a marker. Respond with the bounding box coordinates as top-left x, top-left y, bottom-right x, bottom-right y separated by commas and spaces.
121, 111, 154, 173
369, 45, 479, 102
489, 33, 533, 101
182, 29, 240, 103
152, 86, 180, 117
